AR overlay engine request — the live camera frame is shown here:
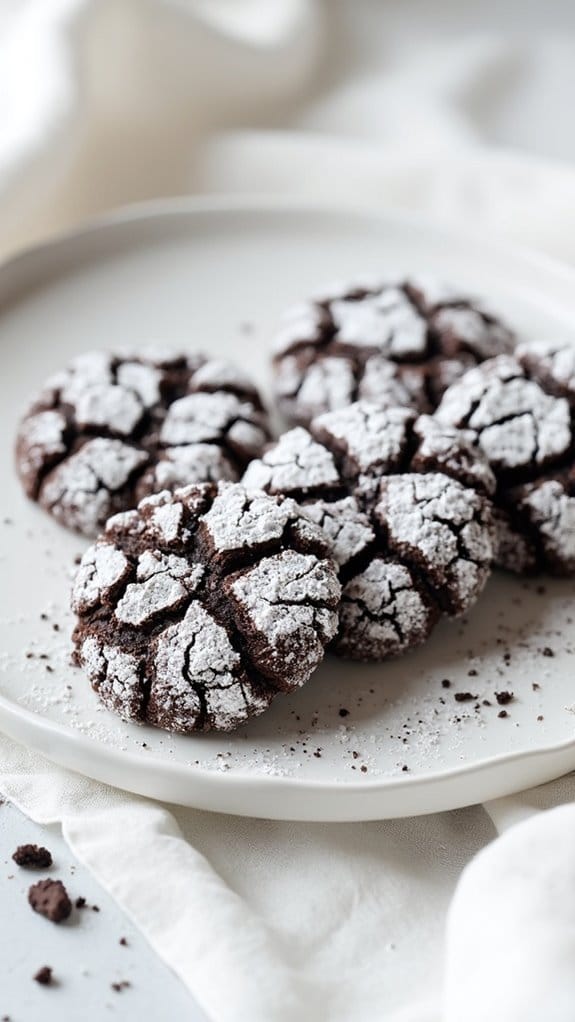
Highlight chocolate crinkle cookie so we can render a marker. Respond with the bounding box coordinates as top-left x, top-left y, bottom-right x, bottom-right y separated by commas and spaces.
272, 276, 514, 427
16, 349, 271, 536
71, 481, 341, 732
243, 402, 496, 661
435, 342, 575, 575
